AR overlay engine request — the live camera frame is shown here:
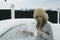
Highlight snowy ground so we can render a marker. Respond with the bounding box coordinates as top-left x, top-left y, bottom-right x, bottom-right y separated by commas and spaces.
0, 19, 60, 40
